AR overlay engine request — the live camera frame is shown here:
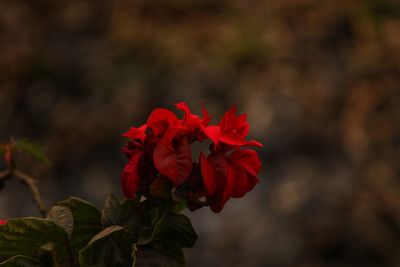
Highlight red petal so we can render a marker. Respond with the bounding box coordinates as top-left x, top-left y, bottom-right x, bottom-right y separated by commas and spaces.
219, 106, 251, 140
236, 113, 250, 137
202, 125, 220, 145
209, 191, 230, 213
175, 102, 190, 115
122, 124, 147, 140
219, 106, 237, 131
0, 219, 7, 225
201, 102, 212, 126
228, 163, 248, 198
229, 149, 262, 177
244, 172, 260, 194
242, 140, 264, 147
147, 108, 179, 136
154, 136, 192, 186
200, 152, 230, 213
160, 125, 180, 148
220, 134, 246, 146
121, 151, 143, 198
200, 153, 216, 195
227, 149, 261, 197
